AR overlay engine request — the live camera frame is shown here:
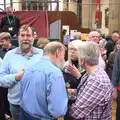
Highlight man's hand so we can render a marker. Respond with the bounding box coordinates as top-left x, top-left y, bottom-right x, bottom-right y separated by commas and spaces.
67, 64, 81, 79
67, 89, 75, 95
14, 67, 26, 81
113, 87, 118, 102
67, 89, 76, 100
